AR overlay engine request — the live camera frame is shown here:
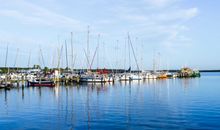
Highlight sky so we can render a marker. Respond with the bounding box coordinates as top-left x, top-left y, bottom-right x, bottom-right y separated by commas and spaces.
0, 0, 219, 70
